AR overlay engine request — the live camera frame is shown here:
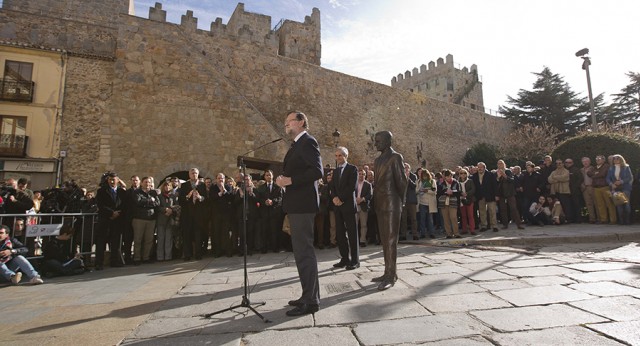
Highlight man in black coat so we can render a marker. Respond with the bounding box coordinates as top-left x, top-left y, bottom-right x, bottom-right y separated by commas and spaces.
276, 111, 323, 317
211, 173, 234, 257
330, 146, 359, 270
96, 172, 127, 269
257, 170, 283, 253
178, 168, 207, 260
